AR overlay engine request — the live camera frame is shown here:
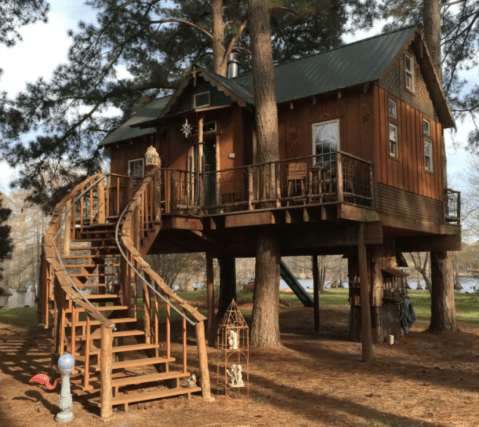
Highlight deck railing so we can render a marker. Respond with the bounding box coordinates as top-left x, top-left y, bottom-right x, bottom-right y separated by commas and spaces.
158, 151, 374, 215
445, 188, 461, 224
